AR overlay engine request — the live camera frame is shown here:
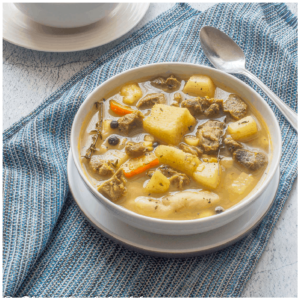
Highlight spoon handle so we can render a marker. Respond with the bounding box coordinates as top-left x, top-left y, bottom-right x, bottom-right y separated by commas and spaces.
241, 69, 298, 132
